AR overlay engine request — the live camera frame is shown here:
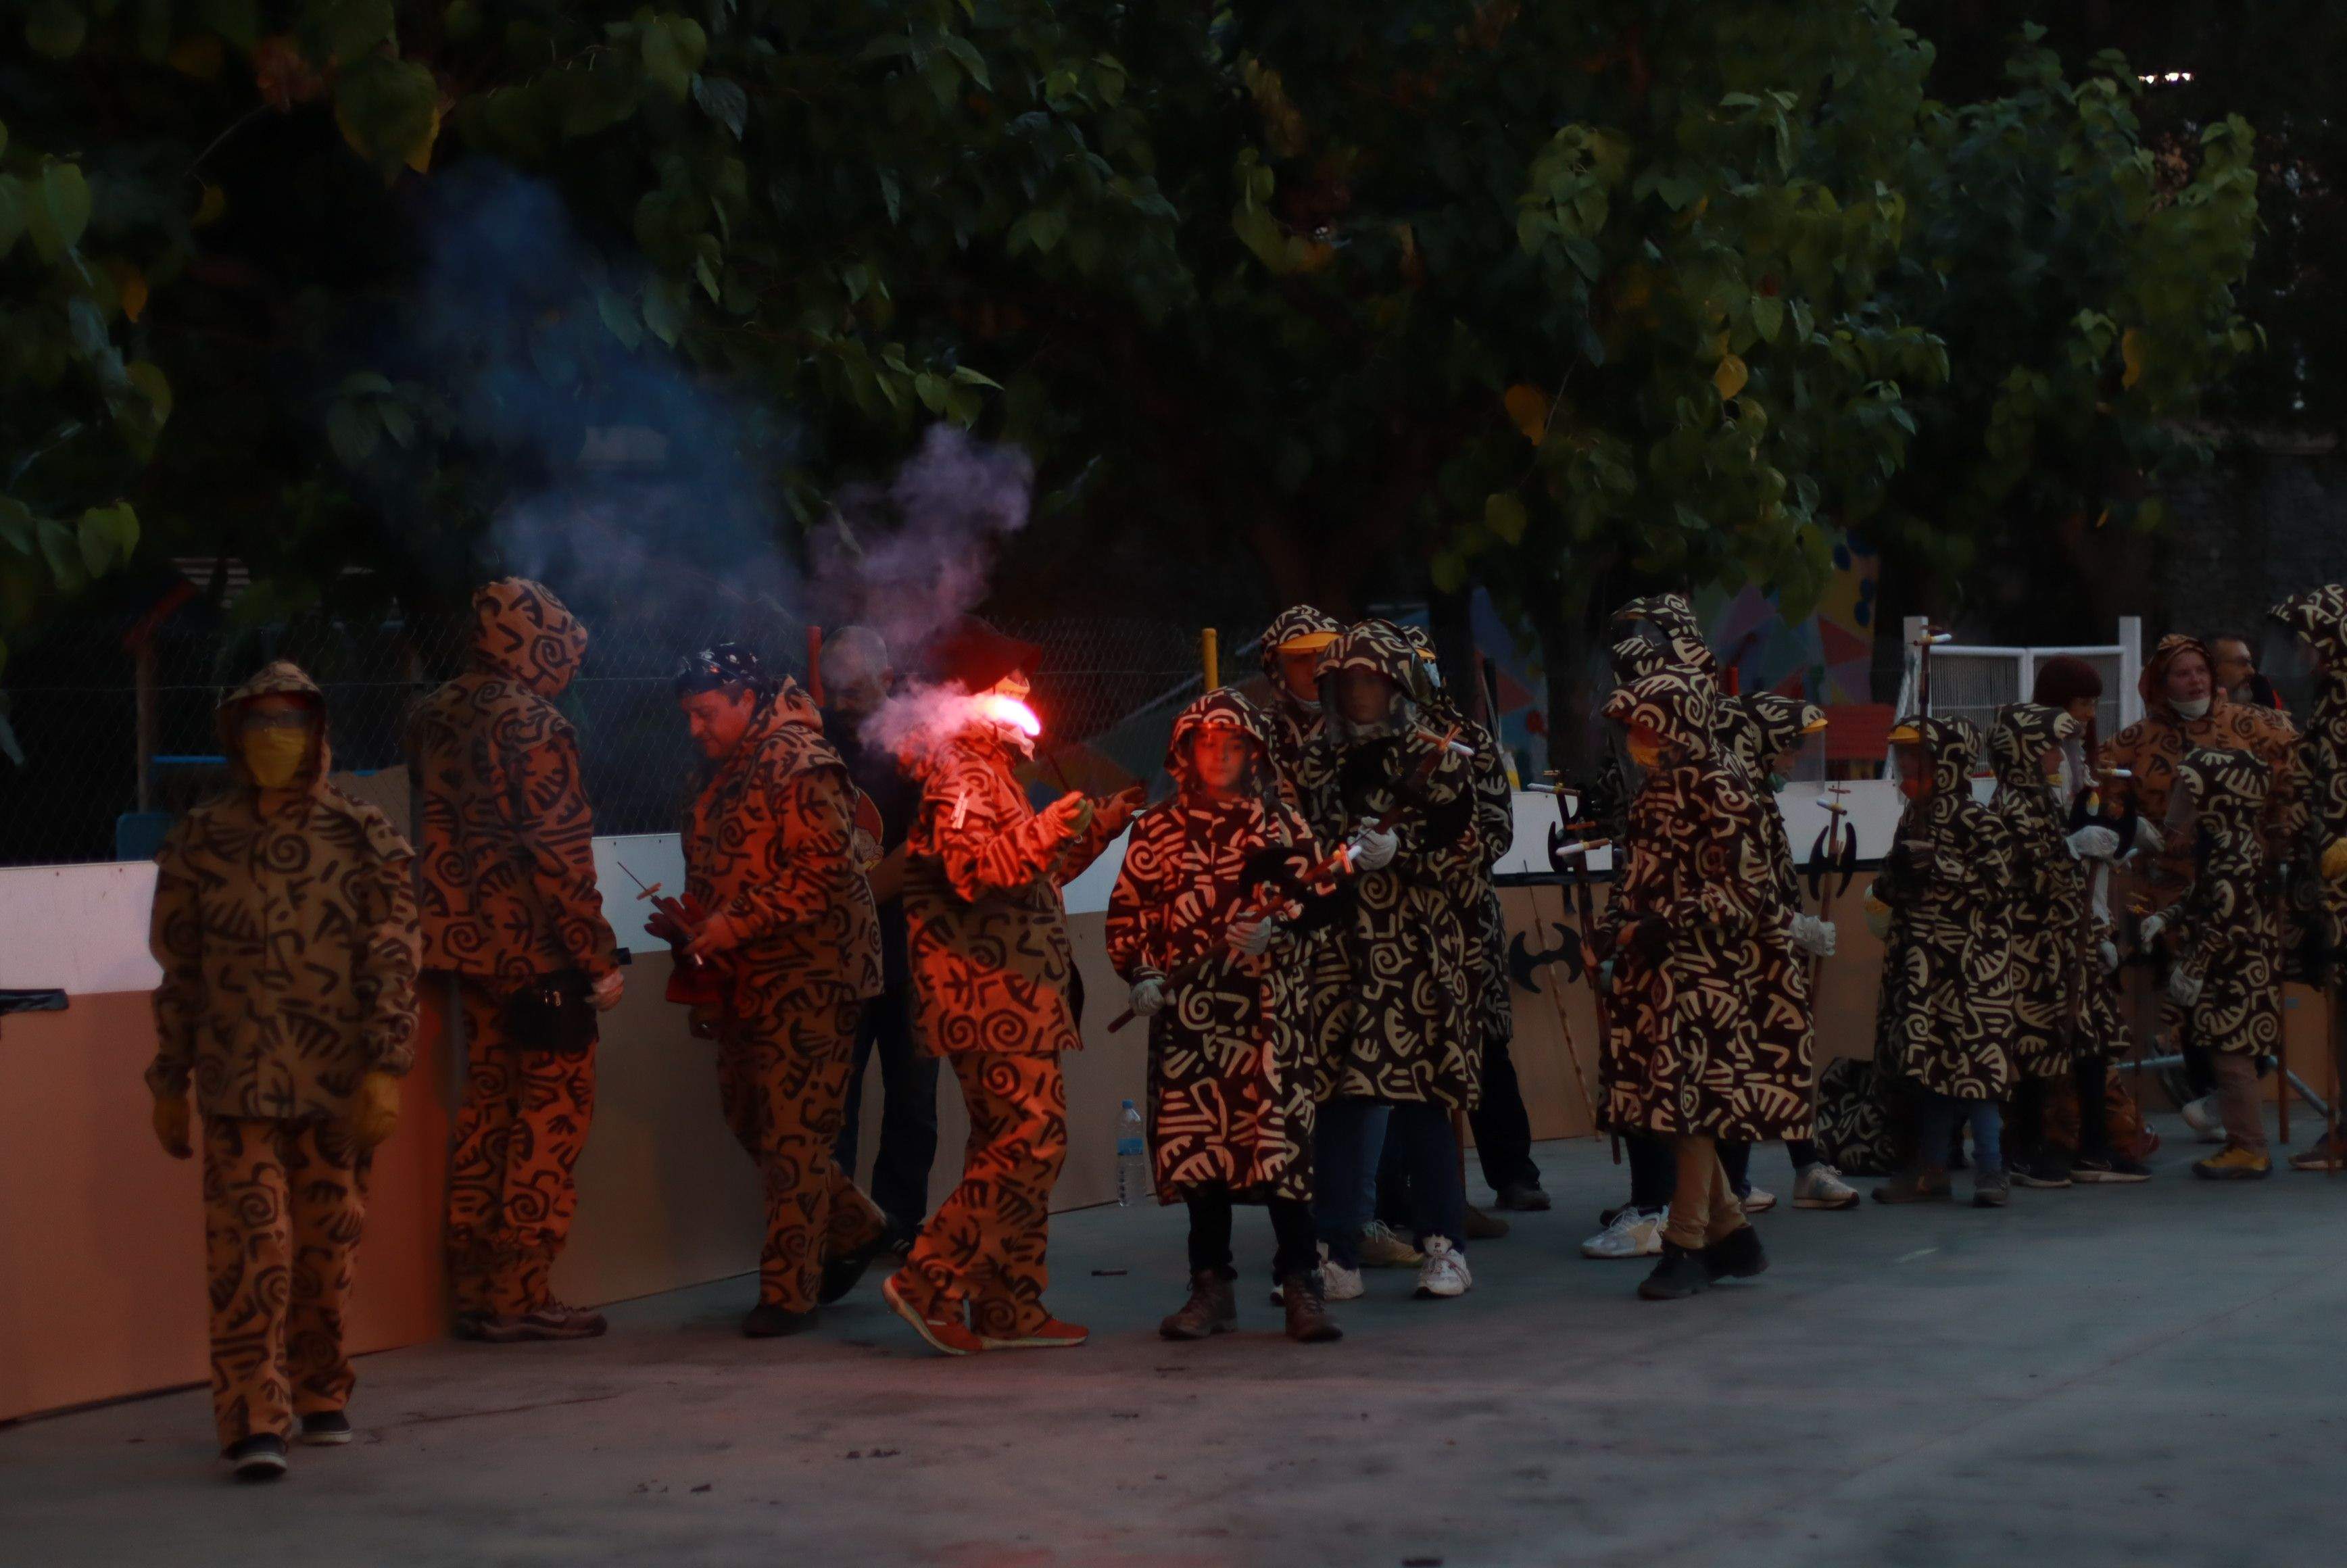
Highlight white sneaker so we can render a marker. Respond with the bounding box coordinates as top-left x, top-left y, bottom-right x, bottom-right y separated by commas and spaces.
1414, 1236, 1472, 1299
1580, 1206, 1665, 1259
2181, 1095, 2225, 1142
1322, 1258, 1365, 1302
1359, 1219, 1424, 1269
1740, 1186, 1778, 1215
1791, 1164, 1861, 1210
